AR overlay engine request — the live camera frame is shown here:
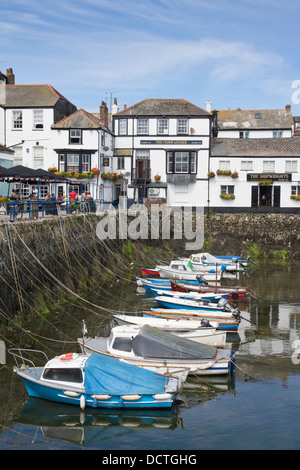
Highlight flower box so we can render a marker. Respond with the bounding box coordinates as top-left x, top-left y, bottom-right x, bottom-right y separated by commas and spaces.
207, 171, 215, 178
290, 195, 300, 200
259, 180, 273, 186
217, 169, 232, 176
220, 194, 235, 200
